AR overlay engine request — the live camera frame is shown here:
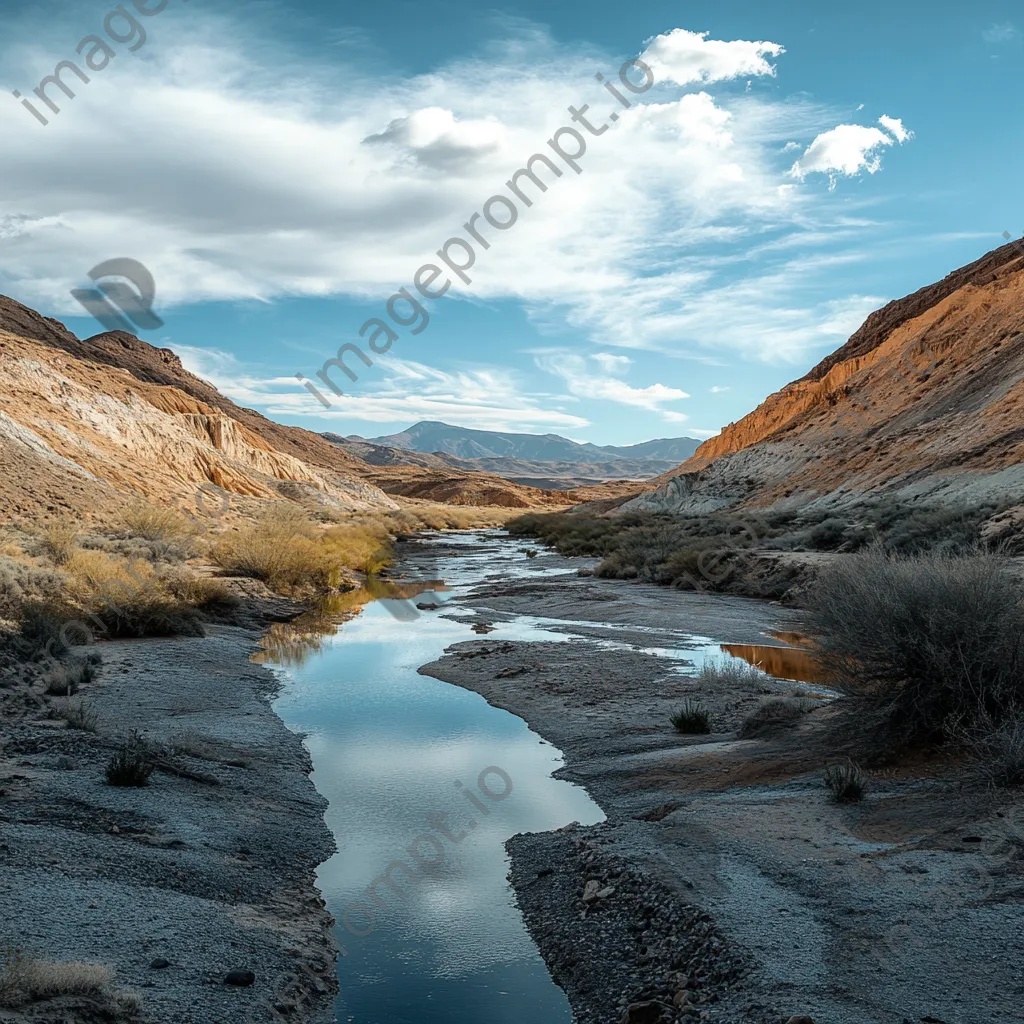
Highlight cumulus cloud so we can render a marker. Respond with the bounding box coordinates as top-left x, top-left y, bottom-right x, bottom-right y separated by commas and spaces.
640, 28, 785, 87
363, 107, 504, 170
789, 115, 913, 190
536, 352, 689, 421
